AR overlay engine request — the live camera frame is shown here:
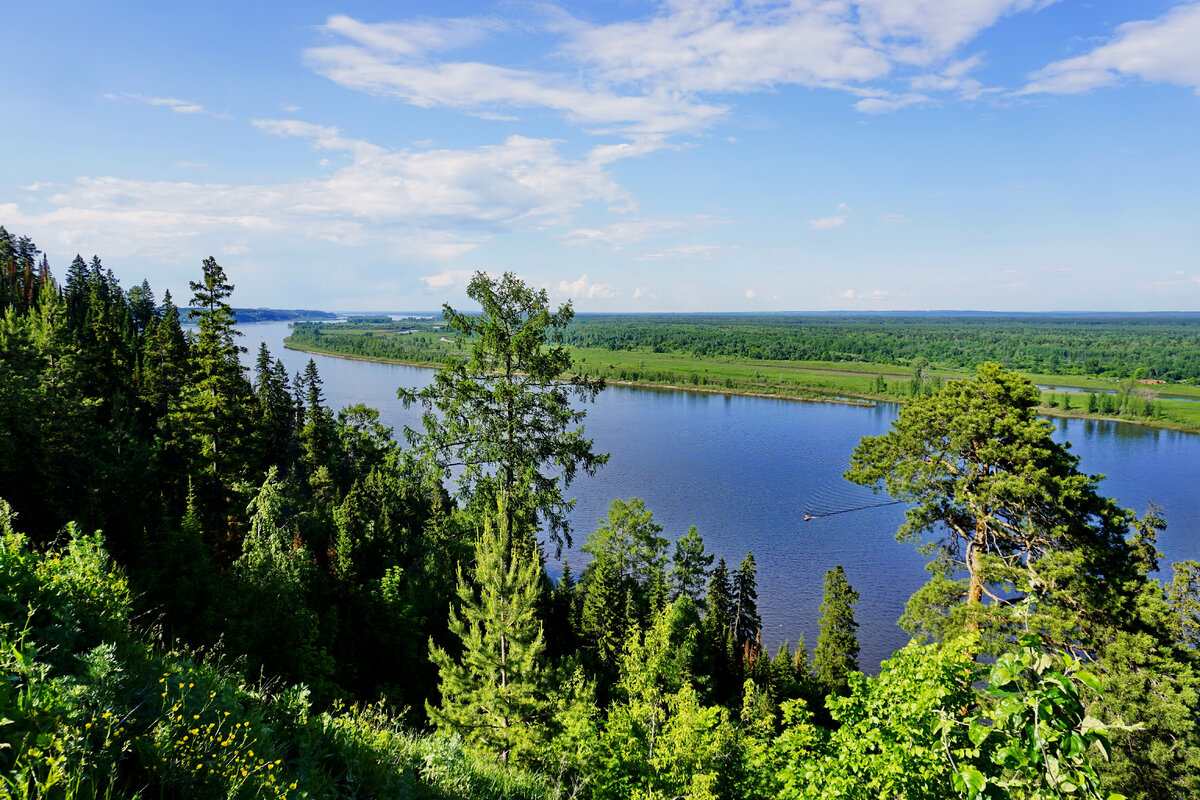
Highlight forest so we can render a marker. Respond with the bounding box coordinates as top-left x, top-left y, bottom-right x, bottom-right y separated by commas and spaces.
289, 311, 1200, 383
2, 227, 1200, 799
